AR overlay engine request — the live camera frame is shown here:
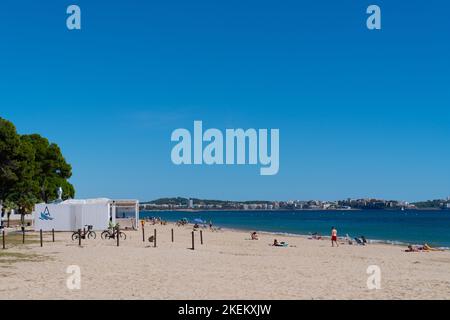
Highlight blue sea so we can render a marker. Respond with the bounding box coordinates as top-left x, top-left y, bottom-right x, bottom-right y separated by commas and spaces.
141, 210, 450, 248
